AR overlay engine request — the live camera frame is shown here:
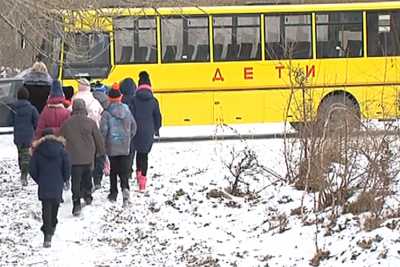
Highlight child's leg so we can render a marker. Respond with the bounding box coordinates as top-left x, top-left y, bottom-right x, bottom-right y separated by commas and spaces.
135, 153, 143, 174
119, 155, 130, 191
50, 200, 60, 235
41, 200, 52, 235
93, 155, 105, 187
136, 153, 149, 176
17, 145, 30, 183
127, 150, 135, 179
16, 145, 23, 172
71, 166, 83, 214
81, 165, 93, 204
136, 153, 148, 192
108, 156, 119, 200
